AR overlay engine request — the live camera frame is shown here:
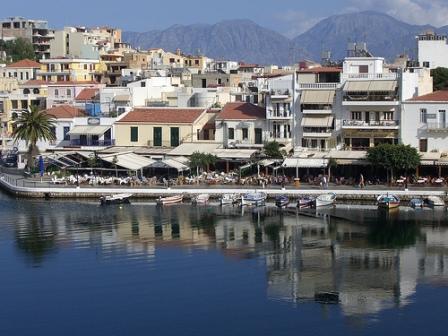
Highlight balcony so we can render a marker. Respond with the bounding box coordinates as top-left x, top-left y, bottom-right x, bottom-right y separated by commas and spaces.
342, 120, 399, 129
70, 139, 115, 147
425, 123, 448, 132
302, 131, 333, 138
269, 89, 292, 101
267, 109, 292, 120
343, 94, 399, 106
302, 109, 332, 114
299, 83, 339, 89
342, 73, 398, 80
